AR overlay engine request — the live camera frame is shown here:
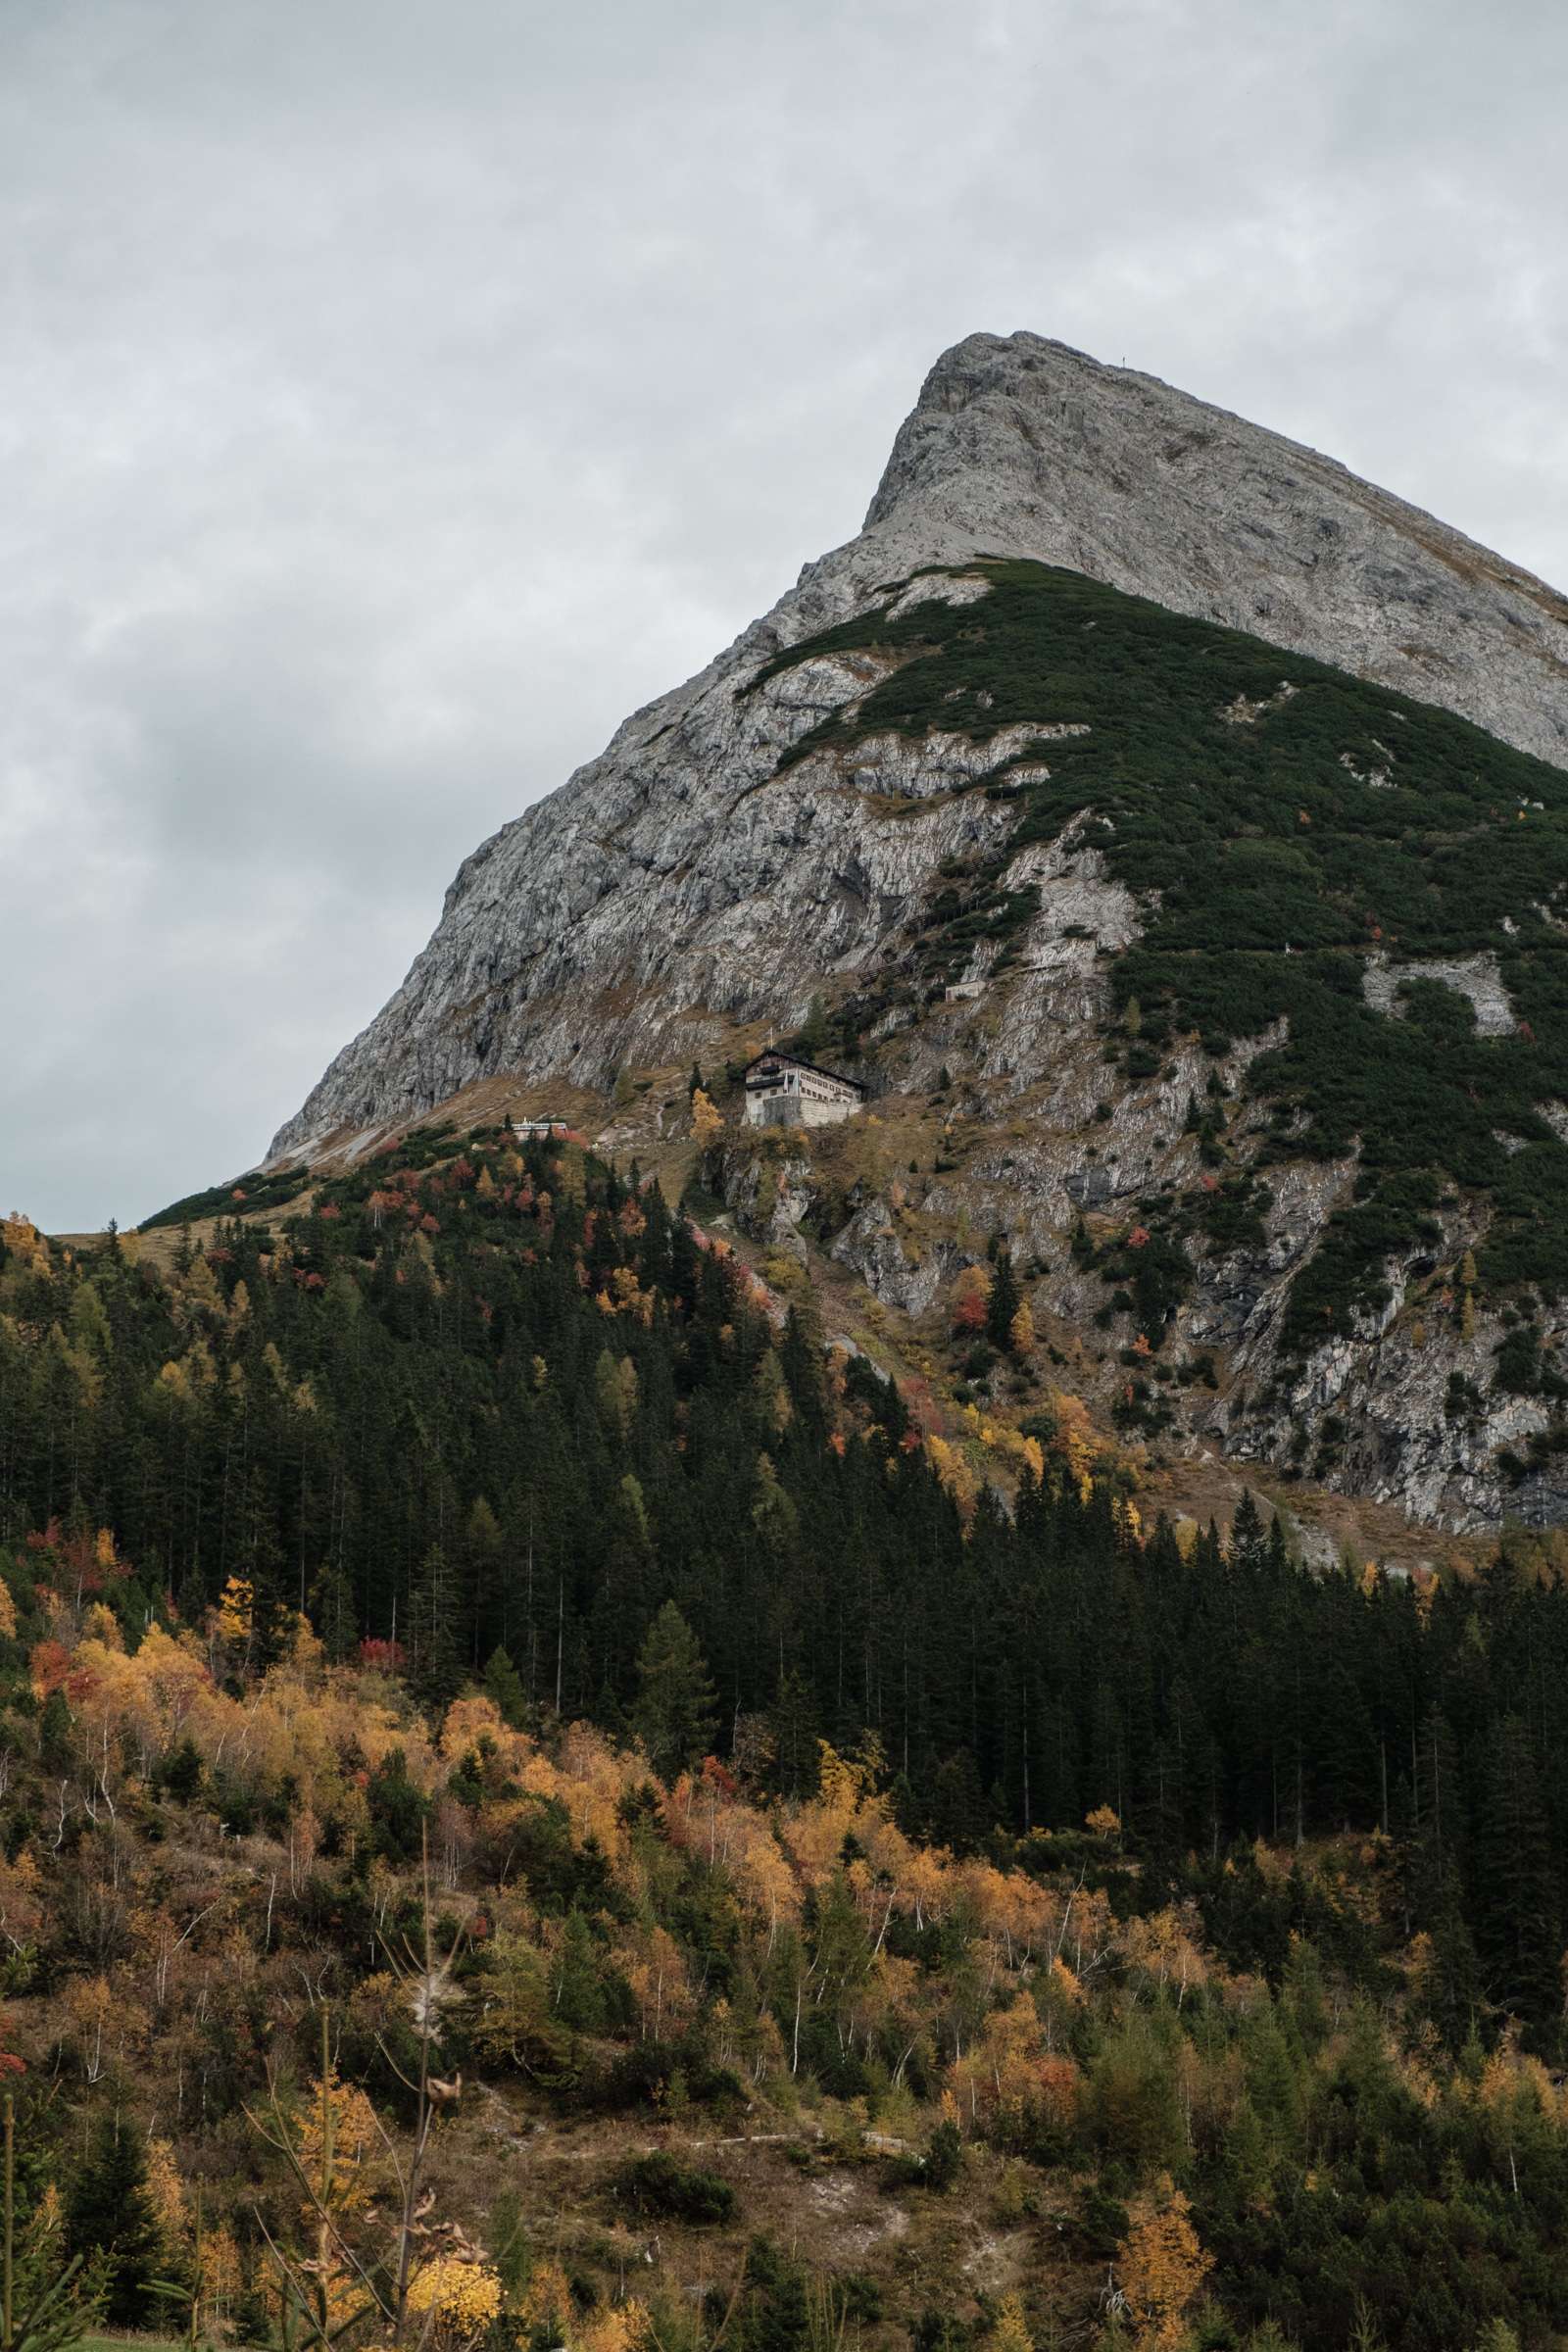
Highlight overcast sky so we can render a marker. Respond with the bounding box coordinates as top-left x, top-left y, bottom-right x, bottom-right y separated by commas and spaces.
4, 0, 1566, 1230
